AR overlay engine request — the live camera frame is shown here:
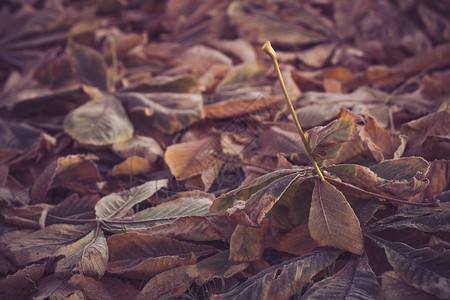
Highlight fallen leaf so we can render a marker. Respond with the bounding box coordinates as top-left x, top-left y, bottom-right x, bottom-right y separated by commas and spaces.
55, 228, 108, 279
367, 234, 450, 299
64, 93, 134, 146
229, 222, 267, 262
309, 179, 363, 255
360, 116, 407, 162
107, 233, 216, 279
67, 40, 109, 91
138, 265, 193, 300
95, 179, 168, 219
307, 108, 358, 165
381, 270, 437, 300
302, 254, 381, 299
211, 248, 340, 300
118, 92, 203, 134
108, 156, 152, 177
165, 135, 222, 181
112, 135, 163, 164
187, 250, 248, 285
